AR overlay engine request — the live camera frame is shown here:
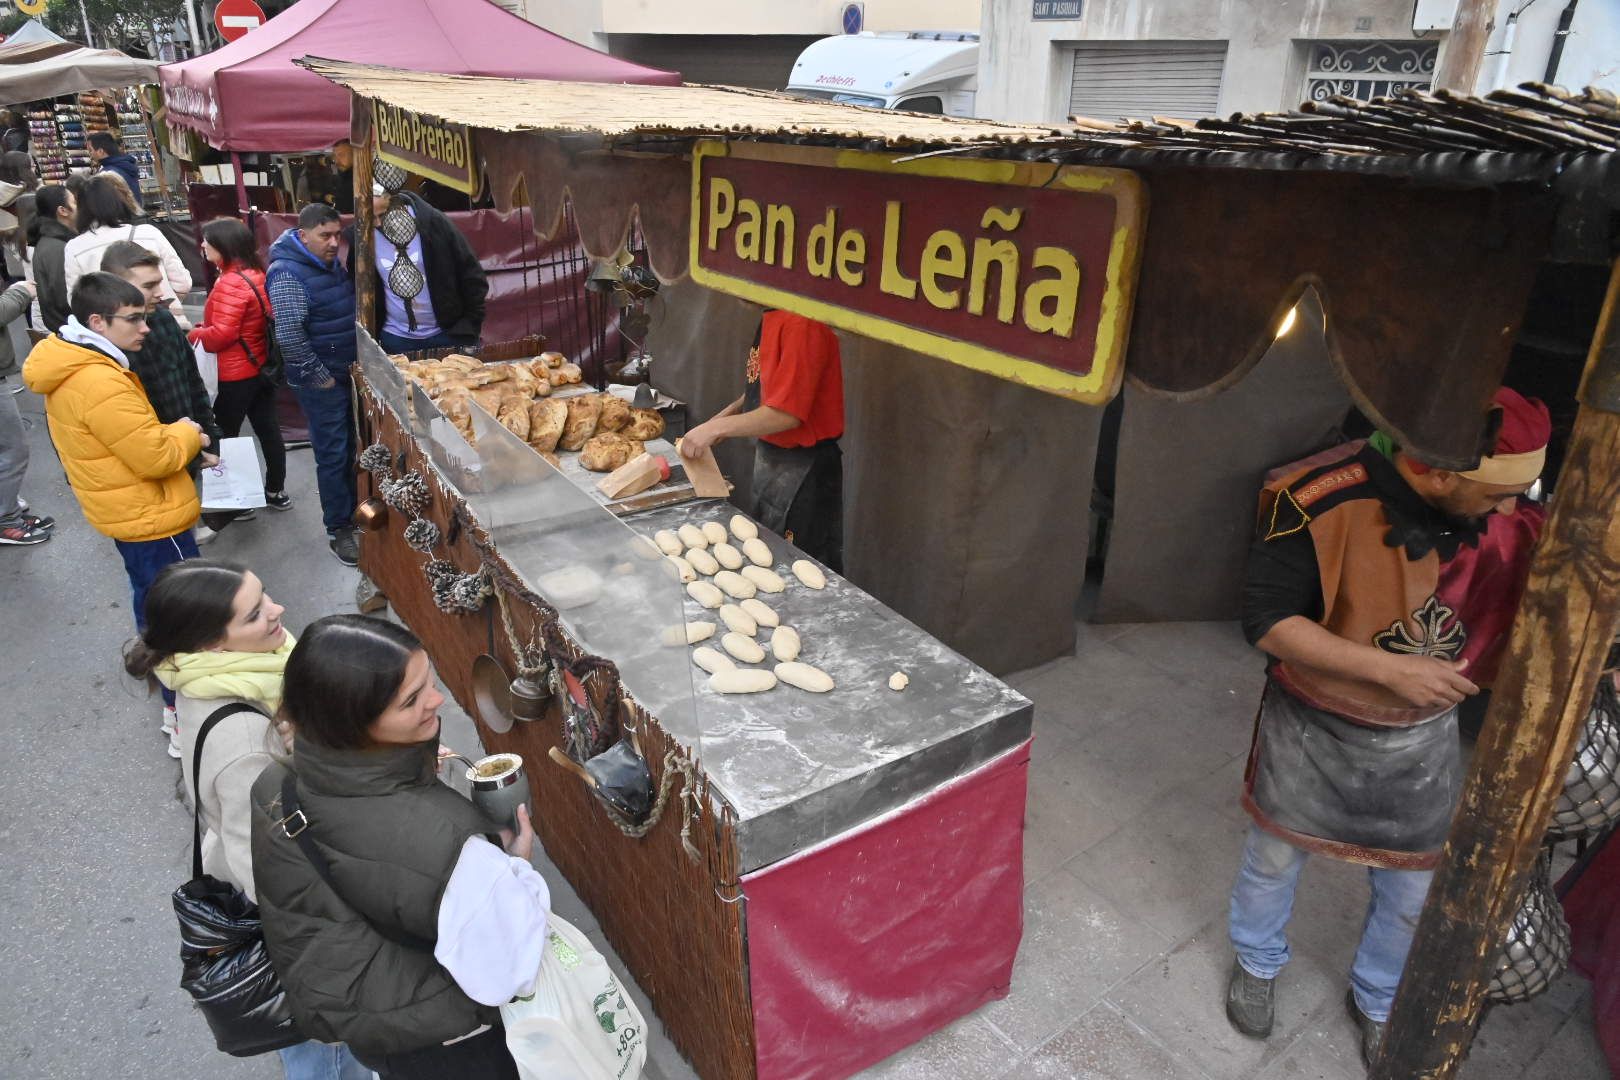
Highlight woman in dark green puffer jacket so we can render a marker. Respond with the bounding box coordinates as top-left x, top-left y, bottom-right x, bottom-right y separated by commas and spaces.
250, 615, 551, 1079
